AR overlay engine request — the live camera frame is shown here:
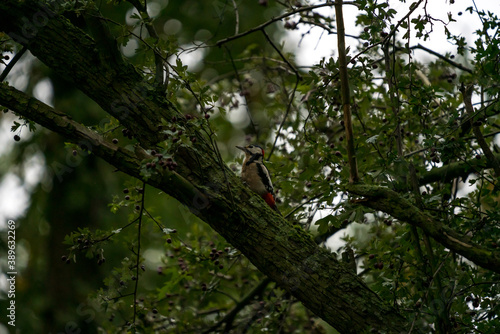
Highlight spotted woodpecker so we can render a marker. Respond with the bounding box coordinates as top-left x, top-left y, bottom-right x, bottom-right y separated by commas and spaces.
236, 145, 280, 214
